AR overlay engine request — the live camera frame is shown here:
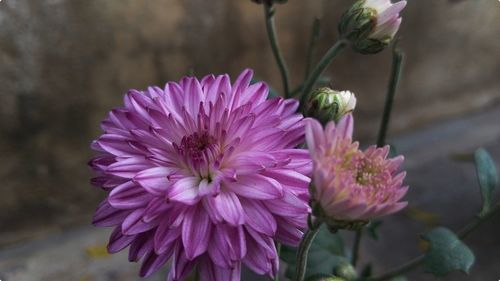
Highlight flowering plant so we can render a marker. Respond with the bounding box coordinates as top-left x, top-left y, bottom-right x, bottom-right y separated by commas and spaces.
89, 0, 499, 280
